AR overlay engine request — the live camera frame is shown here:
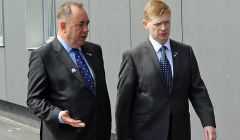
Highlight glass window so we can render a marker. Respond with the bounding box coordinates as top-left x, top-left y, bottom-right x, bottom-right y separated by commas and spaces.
43, 0, 56, 44
0, 0, 4, 47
